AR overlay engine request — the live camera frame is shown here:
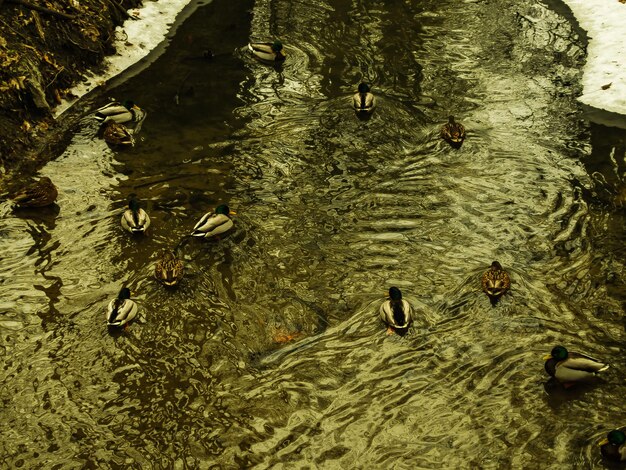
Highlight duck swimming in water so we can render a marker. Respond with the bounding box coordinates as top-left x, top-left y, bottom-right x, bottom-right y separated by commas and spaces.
352, 83, 376, 115
543, 345, 609, 387
106, 287, 138, 328
379, 287, 413, 335
121, 196, 151, 234
102, 121, 134, 146
11, 176, 58, 208
481, 261, 510, 305
440, 115, 466, 148
248, 40, 286, 63
600, 428, 626, 462
95, 100, 146, 125
154, 251, 184, 287
191, 204, 236, 239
